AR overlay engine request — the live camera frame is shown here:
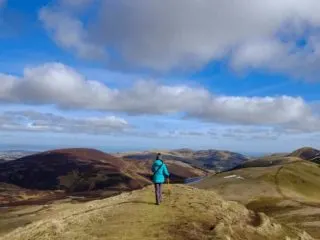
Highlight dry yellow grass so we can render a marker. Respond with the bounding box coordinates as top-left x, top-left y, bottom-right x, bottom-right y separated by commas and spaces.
0, 185, 313, 240
195, 160, 320, 239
